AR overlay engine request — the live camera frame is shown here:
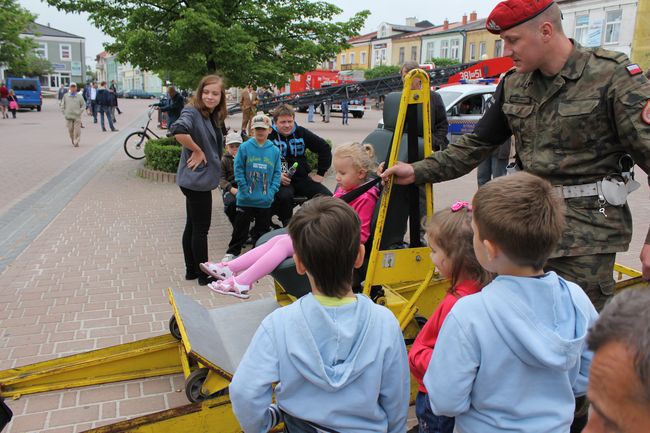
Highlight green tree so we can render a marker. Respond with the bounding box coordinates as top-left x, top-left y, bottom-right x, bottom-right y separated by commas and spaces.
427, 57, 461, 67
363, 65, 401, 80
45, 0, 369, 89
10, 55, 53, 77
0, 0, 38, 73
